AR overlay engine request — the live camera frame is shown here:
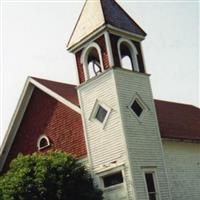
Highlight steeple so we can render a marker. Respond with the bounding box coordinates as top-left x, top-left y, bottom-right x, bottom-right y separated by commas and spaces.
68, 0, 147, 84
72, 1, 171, 199
67, 0, 146, 51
